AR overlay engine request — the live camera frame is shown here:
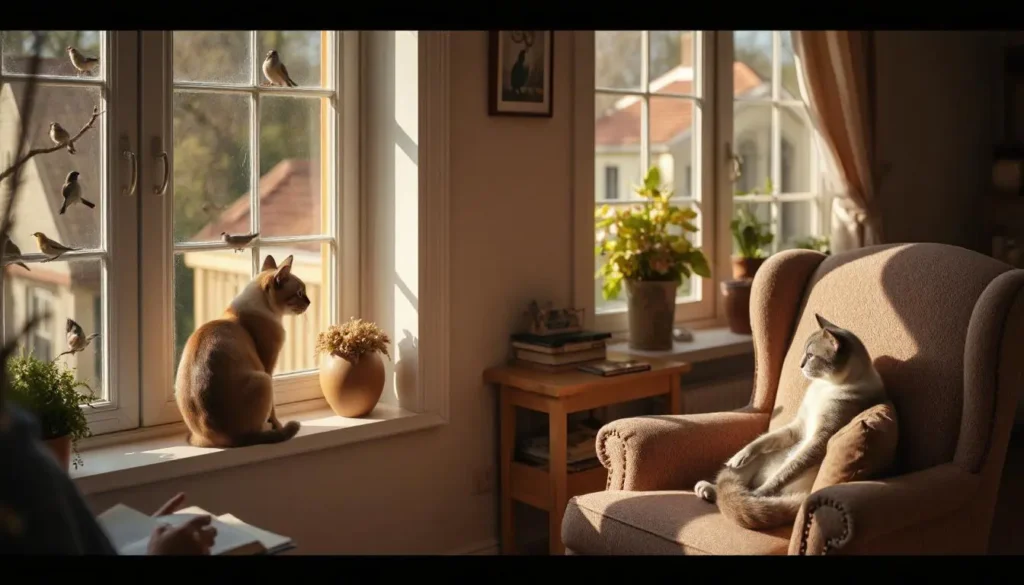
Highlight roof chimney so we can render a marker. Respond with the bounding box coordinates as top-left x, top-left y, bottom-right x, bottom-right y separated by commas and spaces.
680, 32, 694, 68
